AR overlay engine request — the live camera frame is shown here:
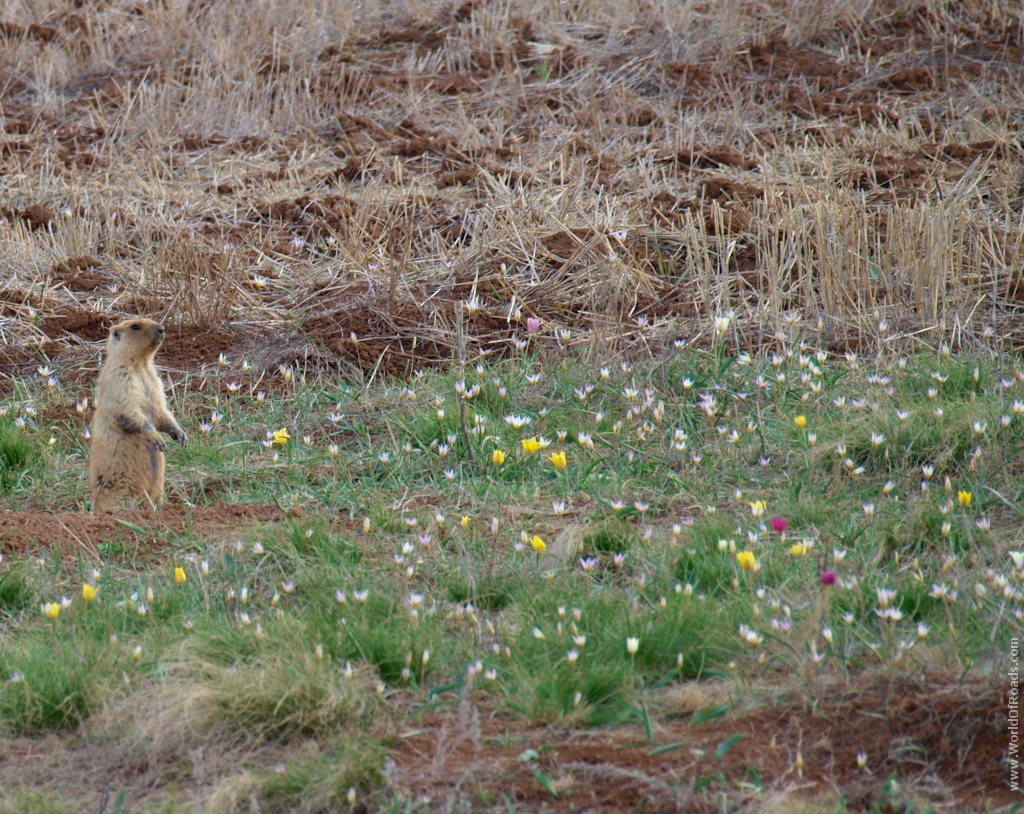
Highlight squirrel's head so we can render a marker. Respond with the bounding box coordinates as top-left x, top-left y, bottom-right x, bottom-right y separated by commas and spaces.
108, 318, 166, 357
